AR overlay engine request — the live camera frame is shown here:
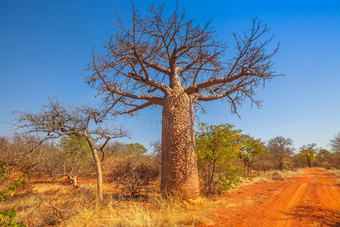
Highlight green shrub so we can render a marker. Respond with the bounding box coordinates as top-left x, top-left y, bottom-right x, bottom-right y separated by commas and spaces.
195, 123, 266, 194
0, 165, 25, 227
196, 123, 247, 194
